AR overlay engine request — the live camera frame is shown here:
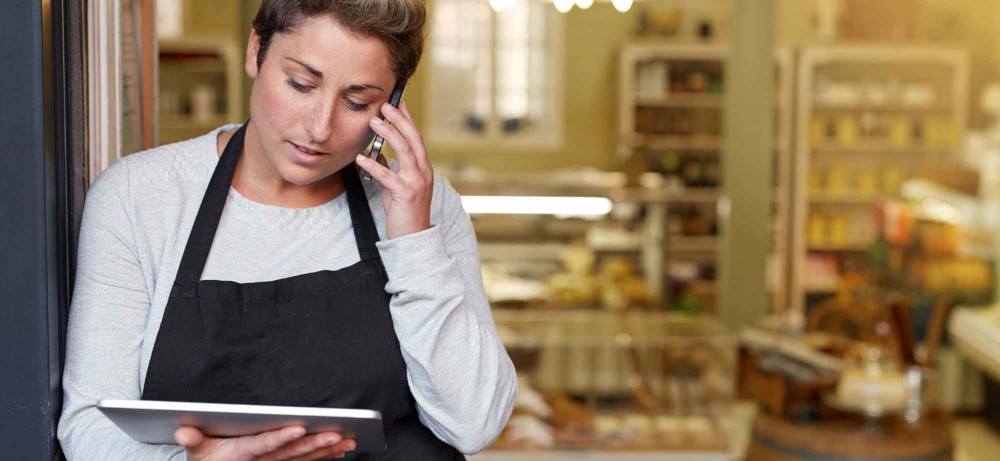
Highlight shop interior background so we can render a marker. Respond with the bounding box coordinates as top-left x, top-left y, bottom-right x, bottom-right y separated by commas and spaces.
78, 0, 1000, 460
